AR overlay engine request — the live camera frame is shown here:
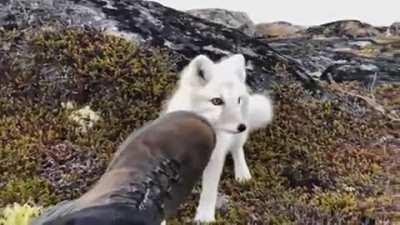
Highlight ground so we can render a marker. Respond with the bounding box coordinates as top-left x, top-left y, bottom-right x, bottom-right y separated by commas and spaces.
0, 27, 399, 225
